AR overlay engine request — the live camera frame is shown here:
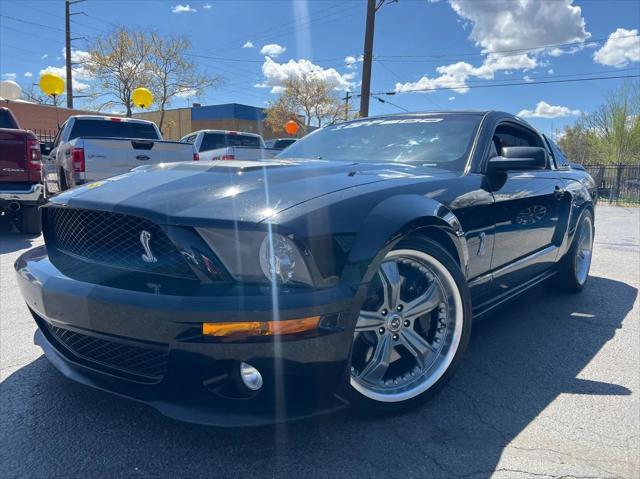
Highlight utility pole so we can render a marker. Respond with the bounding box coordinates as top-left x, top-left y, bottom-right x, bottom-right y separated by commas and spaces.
343, 91, 352, 120
359, 0, 376, 118
65, 0, 86, 109
359, 0, 396, 118
65, 0, 73, 108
